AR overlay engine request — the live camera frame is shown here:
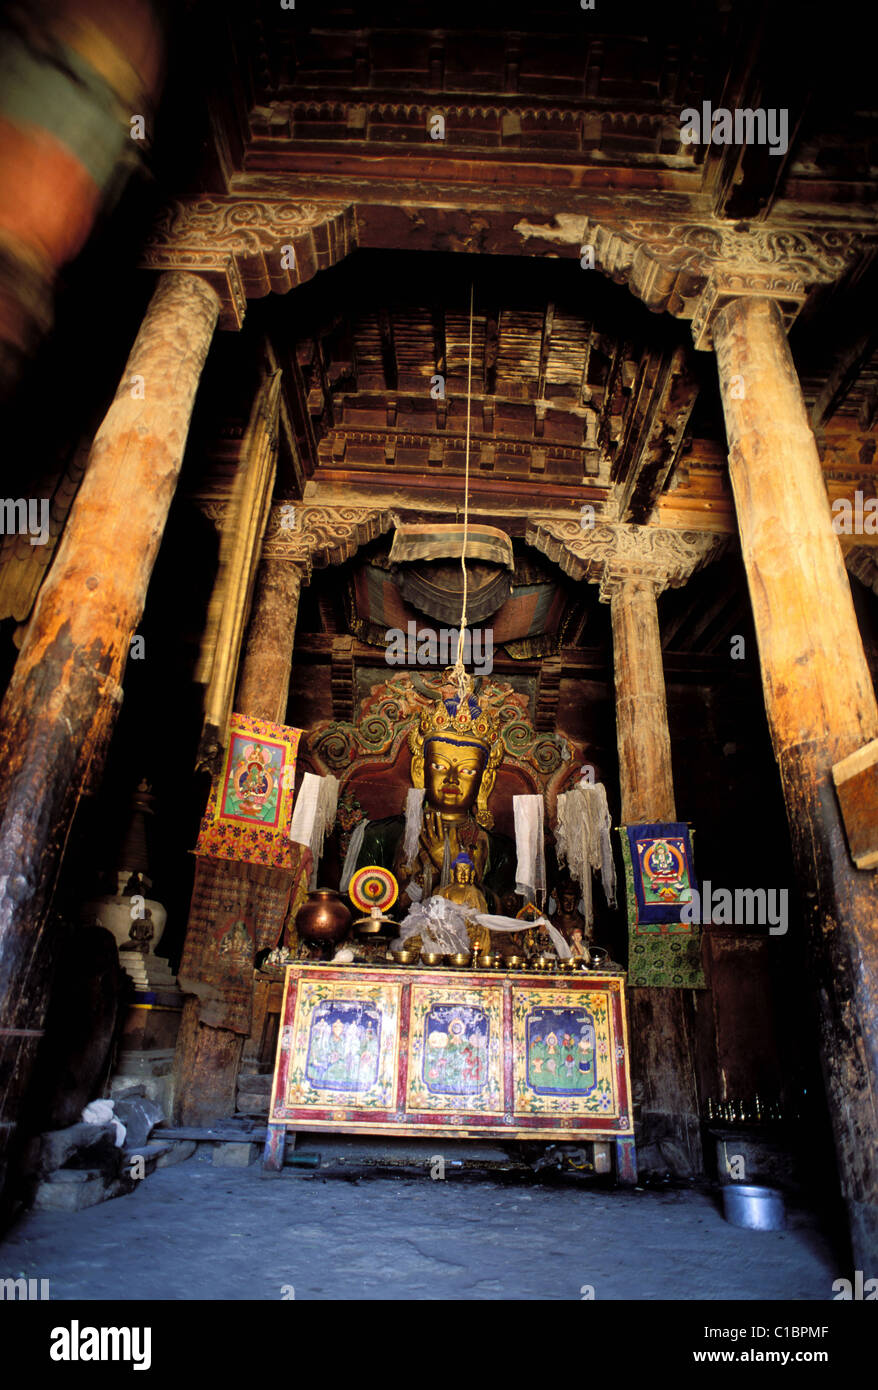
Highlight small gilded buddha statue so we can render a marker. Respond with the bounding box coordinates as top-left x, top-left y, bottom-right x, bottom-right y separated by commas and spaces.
554, 882, 591, 949
436, 852, 491, 954
350, 676, 516, 913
